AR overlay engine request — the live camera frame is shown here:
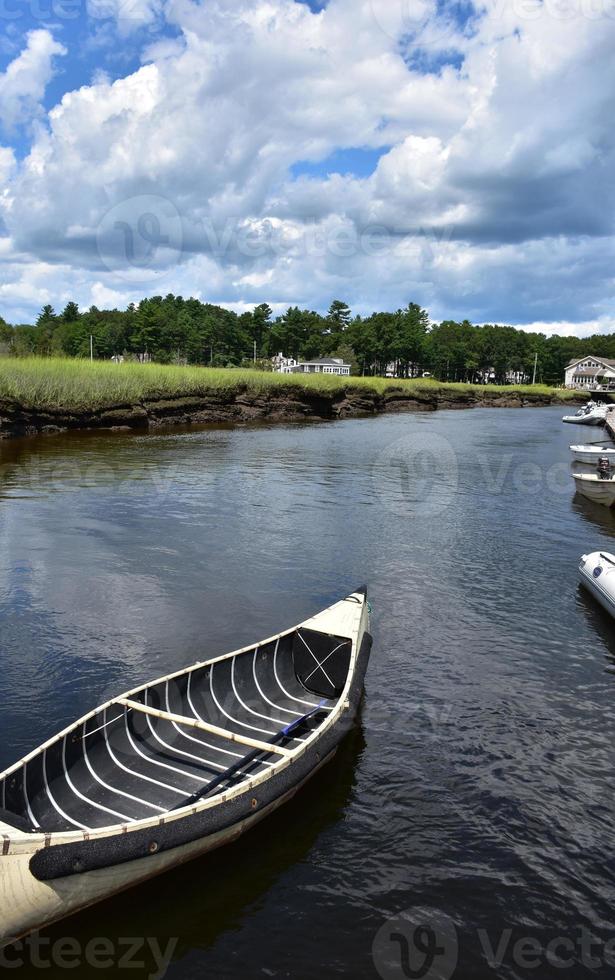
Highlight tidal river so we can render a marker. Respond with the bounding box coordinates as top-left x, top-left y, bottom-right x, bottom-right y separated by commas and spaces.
1, 407, 614, 979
